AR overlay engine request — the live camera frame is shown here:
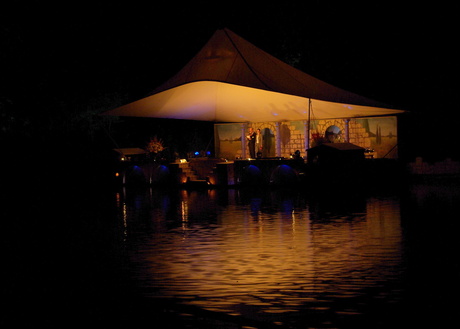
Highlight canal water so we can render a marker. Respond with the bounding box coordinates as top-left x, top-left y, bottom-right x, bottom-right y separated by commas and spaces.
4, 181, 460, 328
